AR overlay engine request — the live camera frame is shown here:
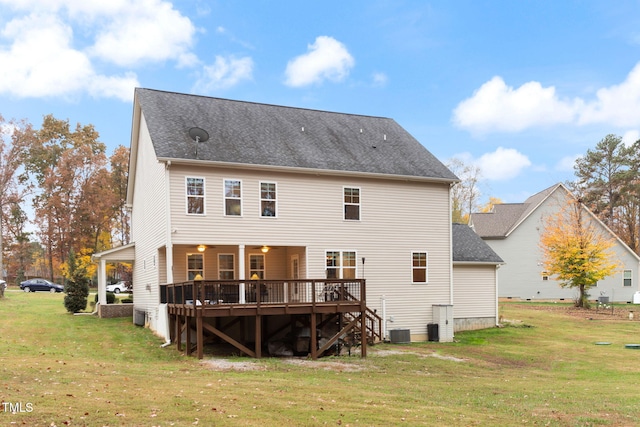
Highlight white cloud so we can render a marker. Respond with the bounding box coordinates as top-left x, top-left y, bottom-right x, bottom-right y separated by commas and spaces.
579, 63, 640, 127
372, 72, 388, 87
0, 13, 138, 101
449, 148, 531, 181
452, 77, 579, 134
453, 62, 640, 134
621, 130, 640, 146
556, 154, 580, 172
285, 36, 355, 87
0, 0, 206, 100
89, 0, 198, 67
476, 147, 532, 181
192, 55, 254, 93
